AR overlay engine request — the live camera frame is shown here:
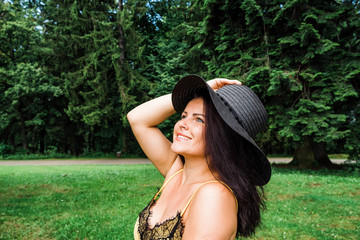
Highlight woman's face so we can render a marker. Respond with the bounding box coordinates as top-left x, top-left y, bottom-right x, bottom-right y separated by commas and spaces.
171, 97, 206, 158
